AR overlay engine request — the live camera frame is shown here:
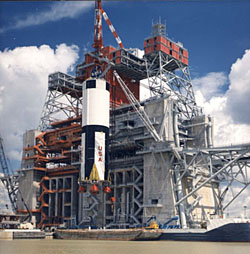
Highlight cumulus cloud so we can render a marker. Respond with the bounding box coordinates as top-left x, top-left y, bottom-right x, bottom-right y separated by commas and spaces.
194, 49, 250, 146
193, 72, 228, 101
193, 50, 250, 216
0, 44, 79, 167
226, 49, 250, 124
0, 1, 94, 33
